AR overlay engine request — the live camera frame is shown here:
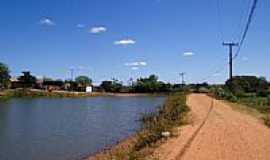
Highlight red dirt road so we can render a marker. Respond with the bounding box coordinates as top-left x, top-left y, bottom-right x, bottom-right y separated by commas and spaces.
154, 94, 270, 160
